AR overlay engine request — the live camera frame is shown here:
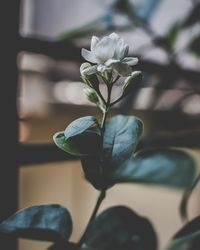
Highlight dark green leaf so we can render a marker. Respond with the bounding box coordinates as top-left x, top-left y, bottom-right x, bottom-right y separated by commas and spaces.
165, 22, 181, 46
81, 206, 157, 250
53, 116, 101, 156
0, 204, 72, 243
110, 148, 197, 188
188, 35, 200, 57
53, 132, 81, 156
64, 116, 100, 139
180, 173, 200, 222
103, 115, 143, 168
81, 115, 143, 190
183, 4, 200, 28
81, 153, 116, 190
166, 216, 200, 250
